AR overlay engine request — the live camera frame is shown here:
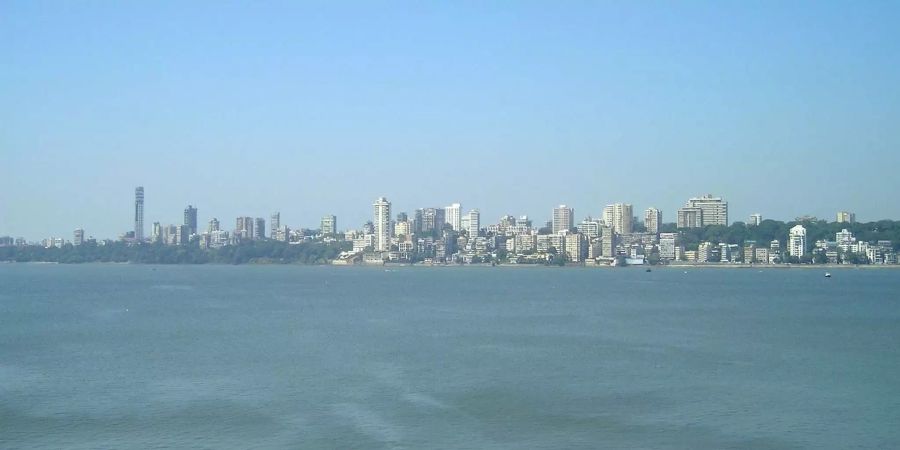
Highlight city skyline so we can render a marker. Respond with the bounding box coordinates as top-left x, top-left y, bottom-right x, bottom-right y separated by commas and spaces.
0, 184, 880, 243
3, 3, 900, 238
